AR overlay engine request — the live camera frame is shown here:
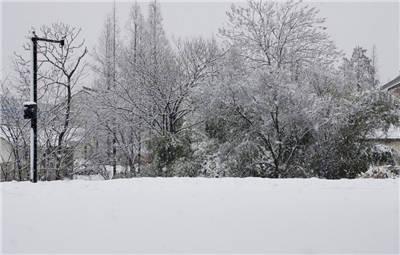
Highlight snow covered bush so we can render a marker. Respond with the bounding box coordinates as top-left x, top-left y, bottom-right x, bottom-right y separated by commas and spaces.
306, 91, 400, 179
359, 165, 399, 178
73, 159, 111, 180
369, 144, 398, 166
145, 130, 197, 177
